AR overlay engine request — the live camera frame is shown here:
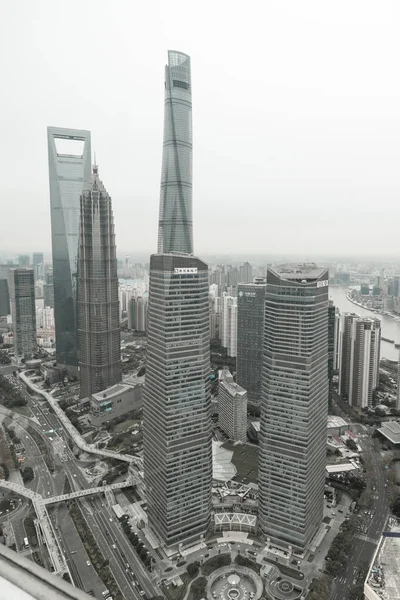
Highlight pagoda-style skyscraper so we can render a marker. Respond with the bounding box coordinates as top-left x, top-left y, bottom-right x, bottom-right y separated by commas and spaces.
76, 164, 121, 399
